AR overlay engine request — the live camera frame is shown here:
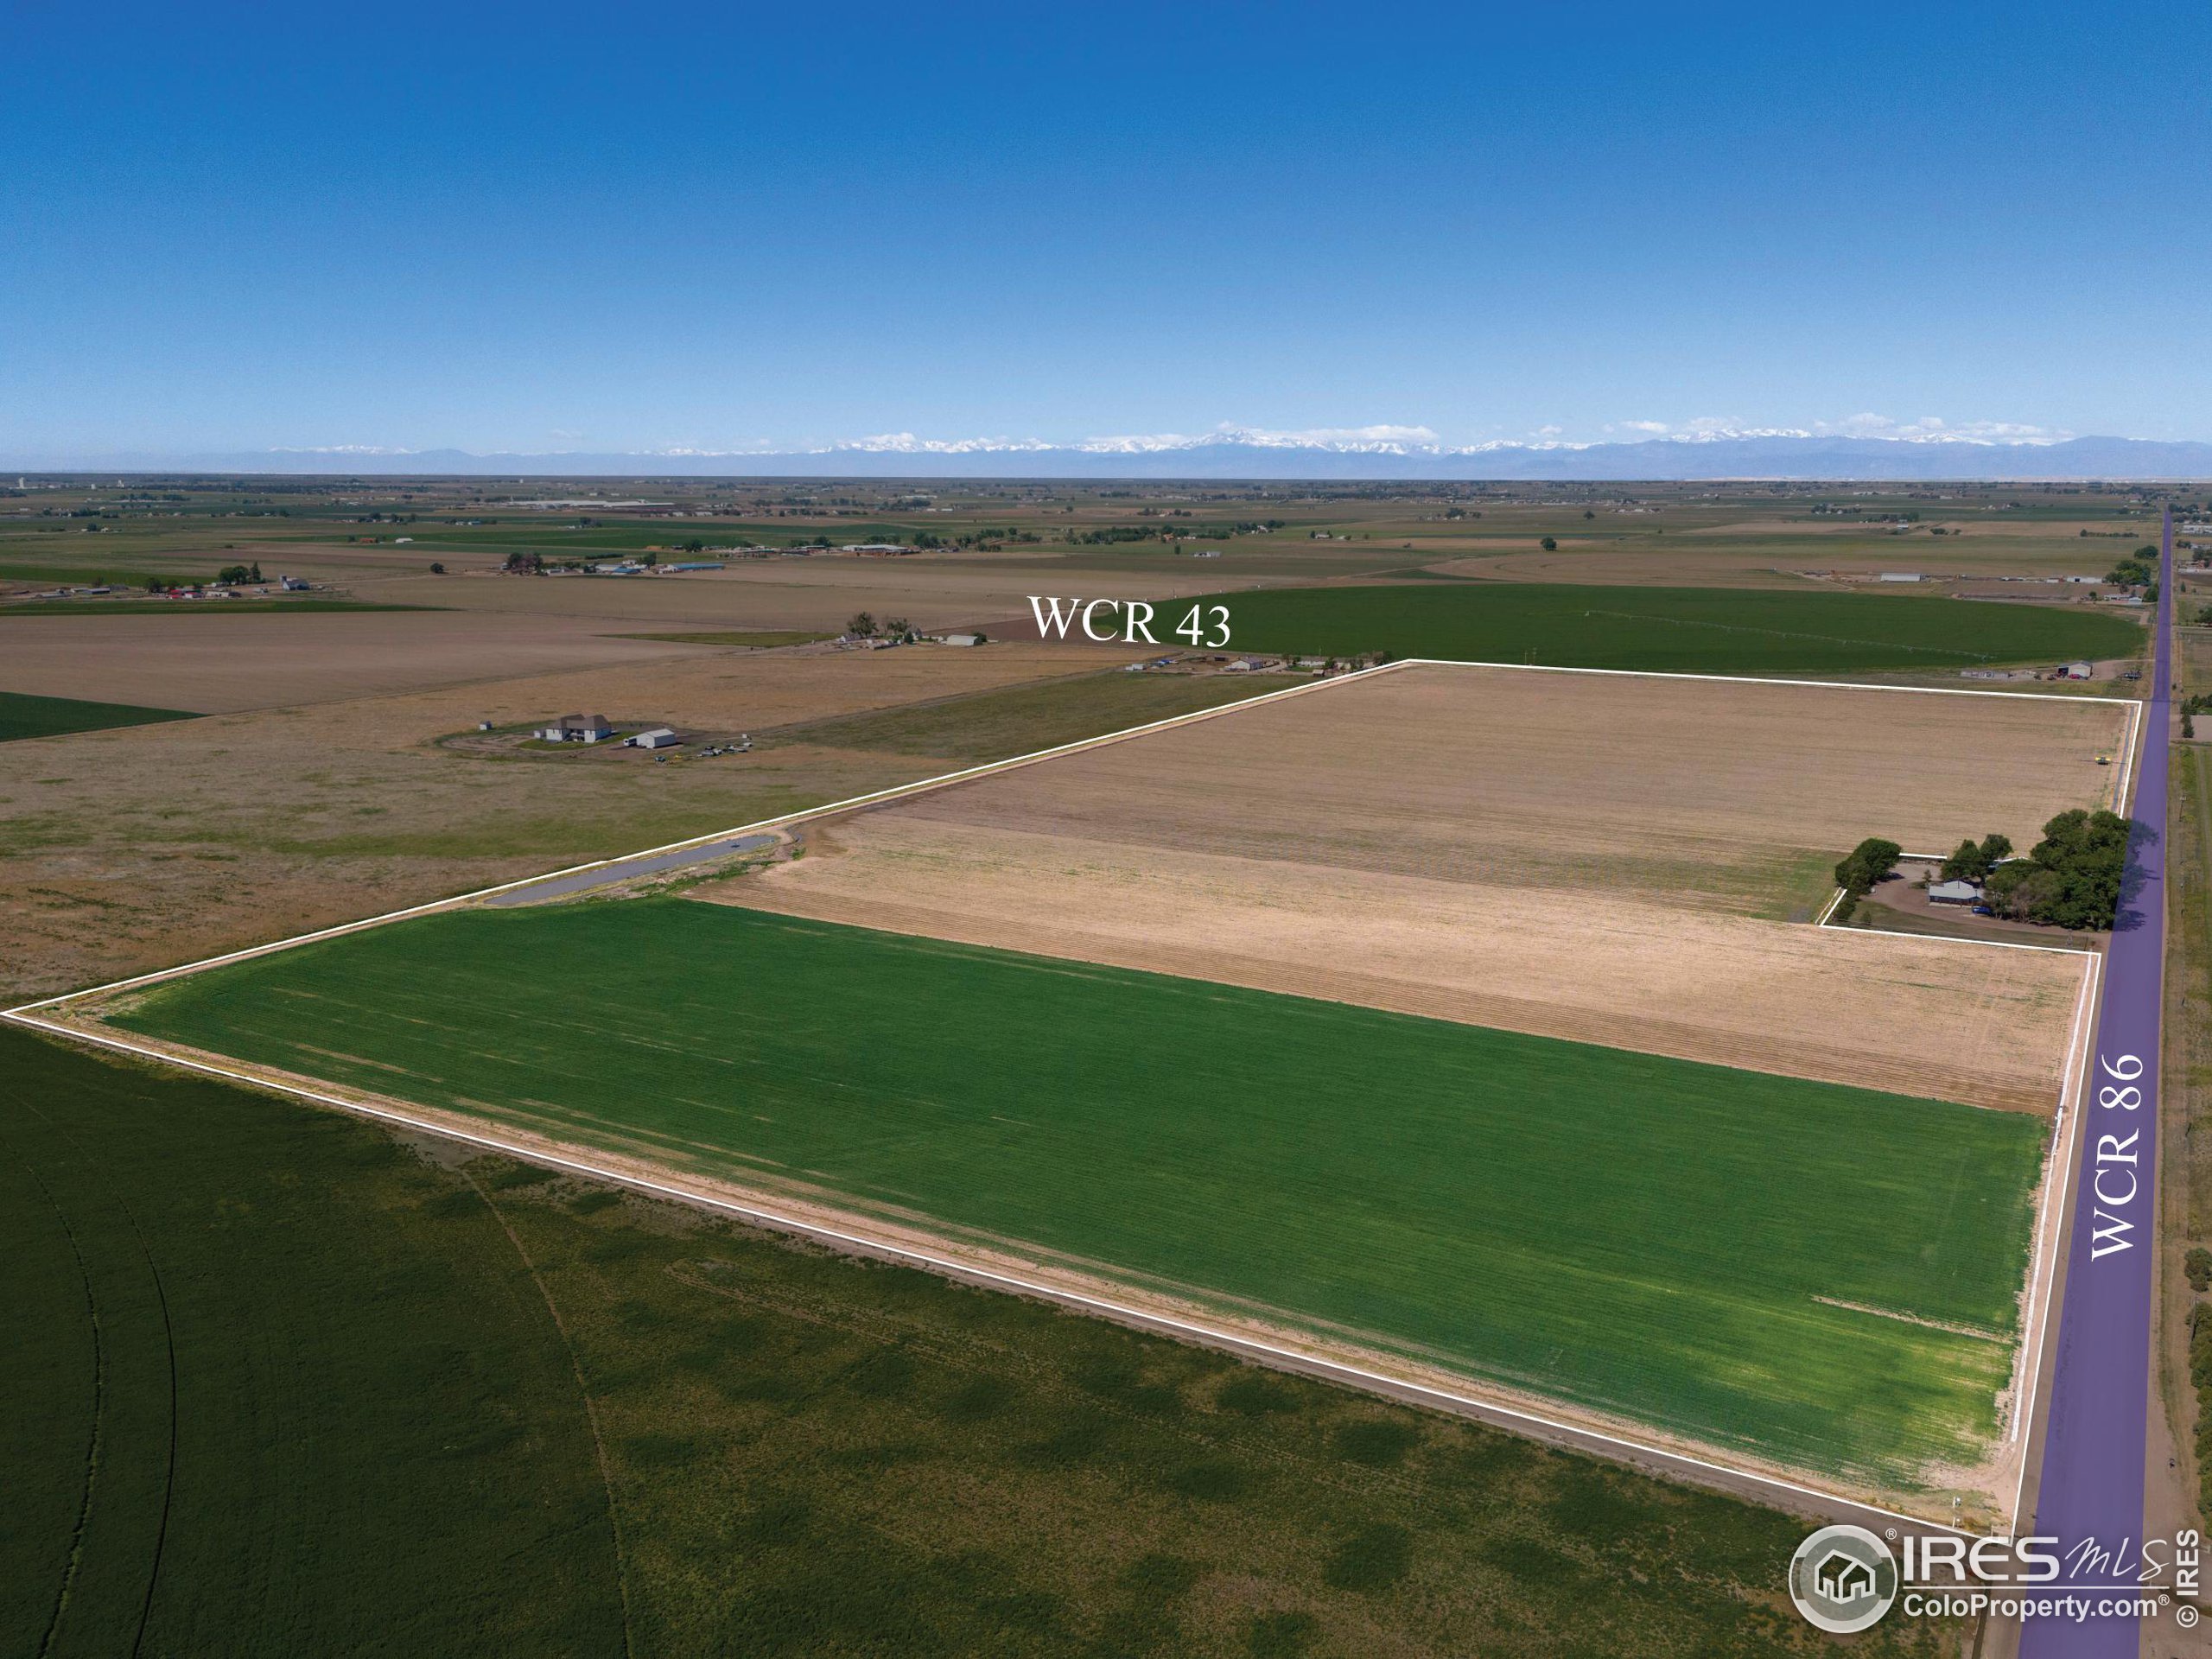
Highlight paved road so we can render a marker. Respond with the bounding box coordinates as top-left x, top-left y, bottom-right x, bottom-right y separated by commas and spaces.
2019, 507, 2171, 1655
483, 833, 781, 906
